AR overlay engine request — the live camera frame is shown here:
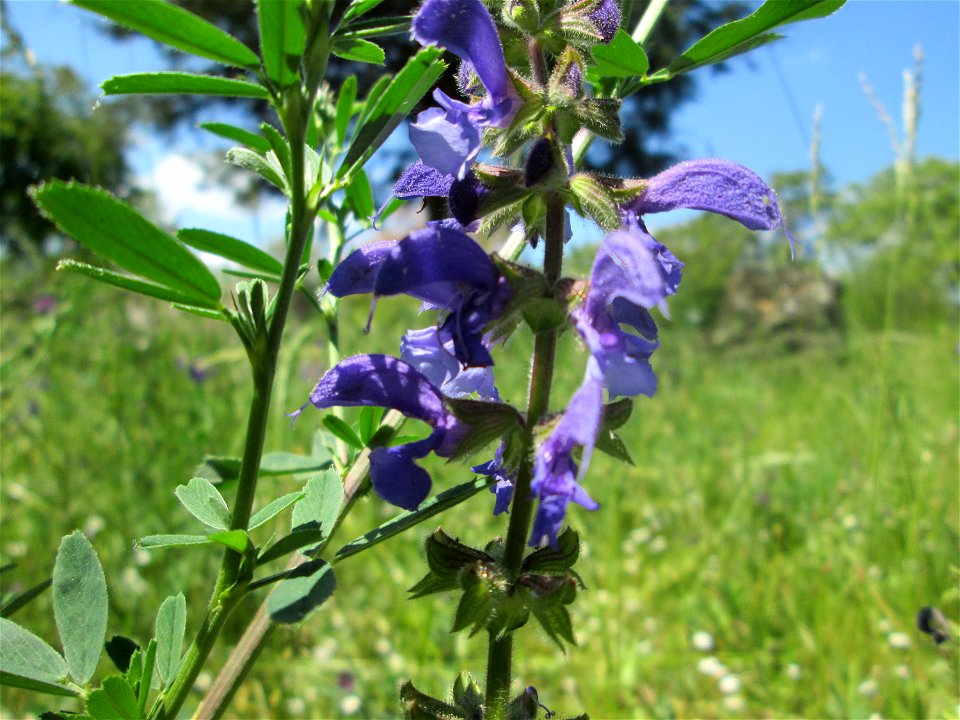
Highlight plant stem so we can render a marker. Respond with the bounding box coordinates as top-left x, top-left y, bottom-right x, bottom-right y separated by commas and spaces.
151, 92, 313, 720
484, 194, 566, 718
